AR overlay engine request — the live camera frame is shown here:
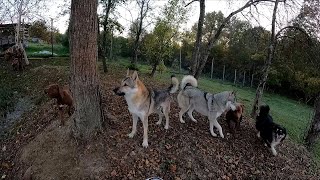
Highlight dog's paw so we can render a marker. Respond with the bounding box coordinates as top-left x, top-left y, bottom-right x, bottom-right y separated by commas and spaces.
142, 141, 149, 148
164, 125, 169, 130
211, 132, 217, 137
191, 119, 197, 123
271, 147, 277, 156
128, 132, 135, 138
180, 119, 186, 124
156, 121, 162, 125
230, 104, 236, 111
220, 134, 225, 138
257, 132, 261, 138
